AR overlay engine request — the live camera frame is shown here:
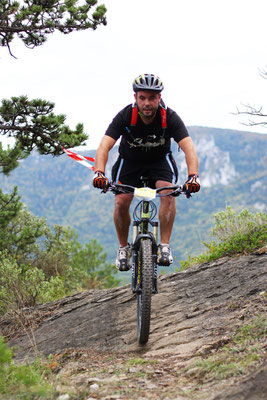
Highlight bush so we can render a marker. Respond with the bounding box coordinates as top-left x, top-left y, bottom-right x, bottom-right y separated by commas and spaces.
0, 337, 54, 399
212, 207, 266, 246
70, 239, 120, 289
180, 207, 267, 269
0, 253, 66, 315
